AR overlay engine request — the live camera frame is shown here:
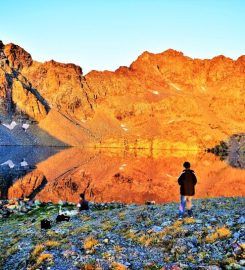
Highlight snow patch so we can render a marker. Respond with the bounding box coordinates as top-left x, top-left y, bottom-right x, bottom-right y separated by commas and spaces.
20, 159, 28, 167
22, 123, 29, 131
167, 120, 174, 124
2, 121, 17, 130
149, 90, 159, 95
1, 160, 15, 168
169, 83, 181, 91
